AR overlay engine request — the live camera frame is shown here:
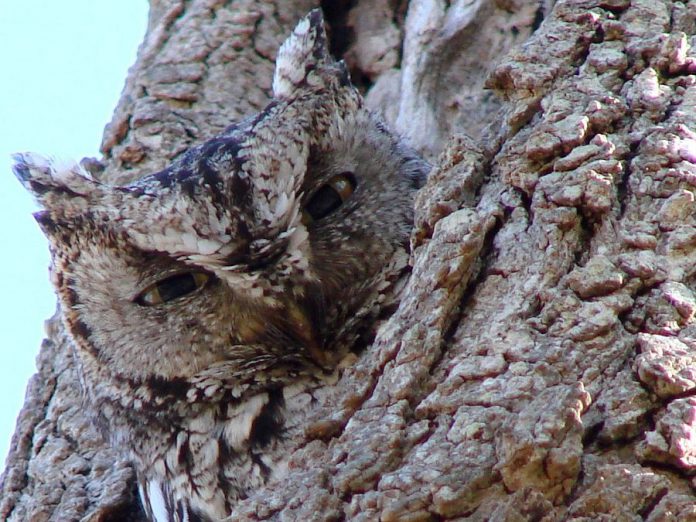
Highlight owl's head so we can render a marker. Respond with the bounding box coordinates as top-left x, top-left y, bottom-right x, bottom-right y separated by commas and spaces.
13, 10, 428, 411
